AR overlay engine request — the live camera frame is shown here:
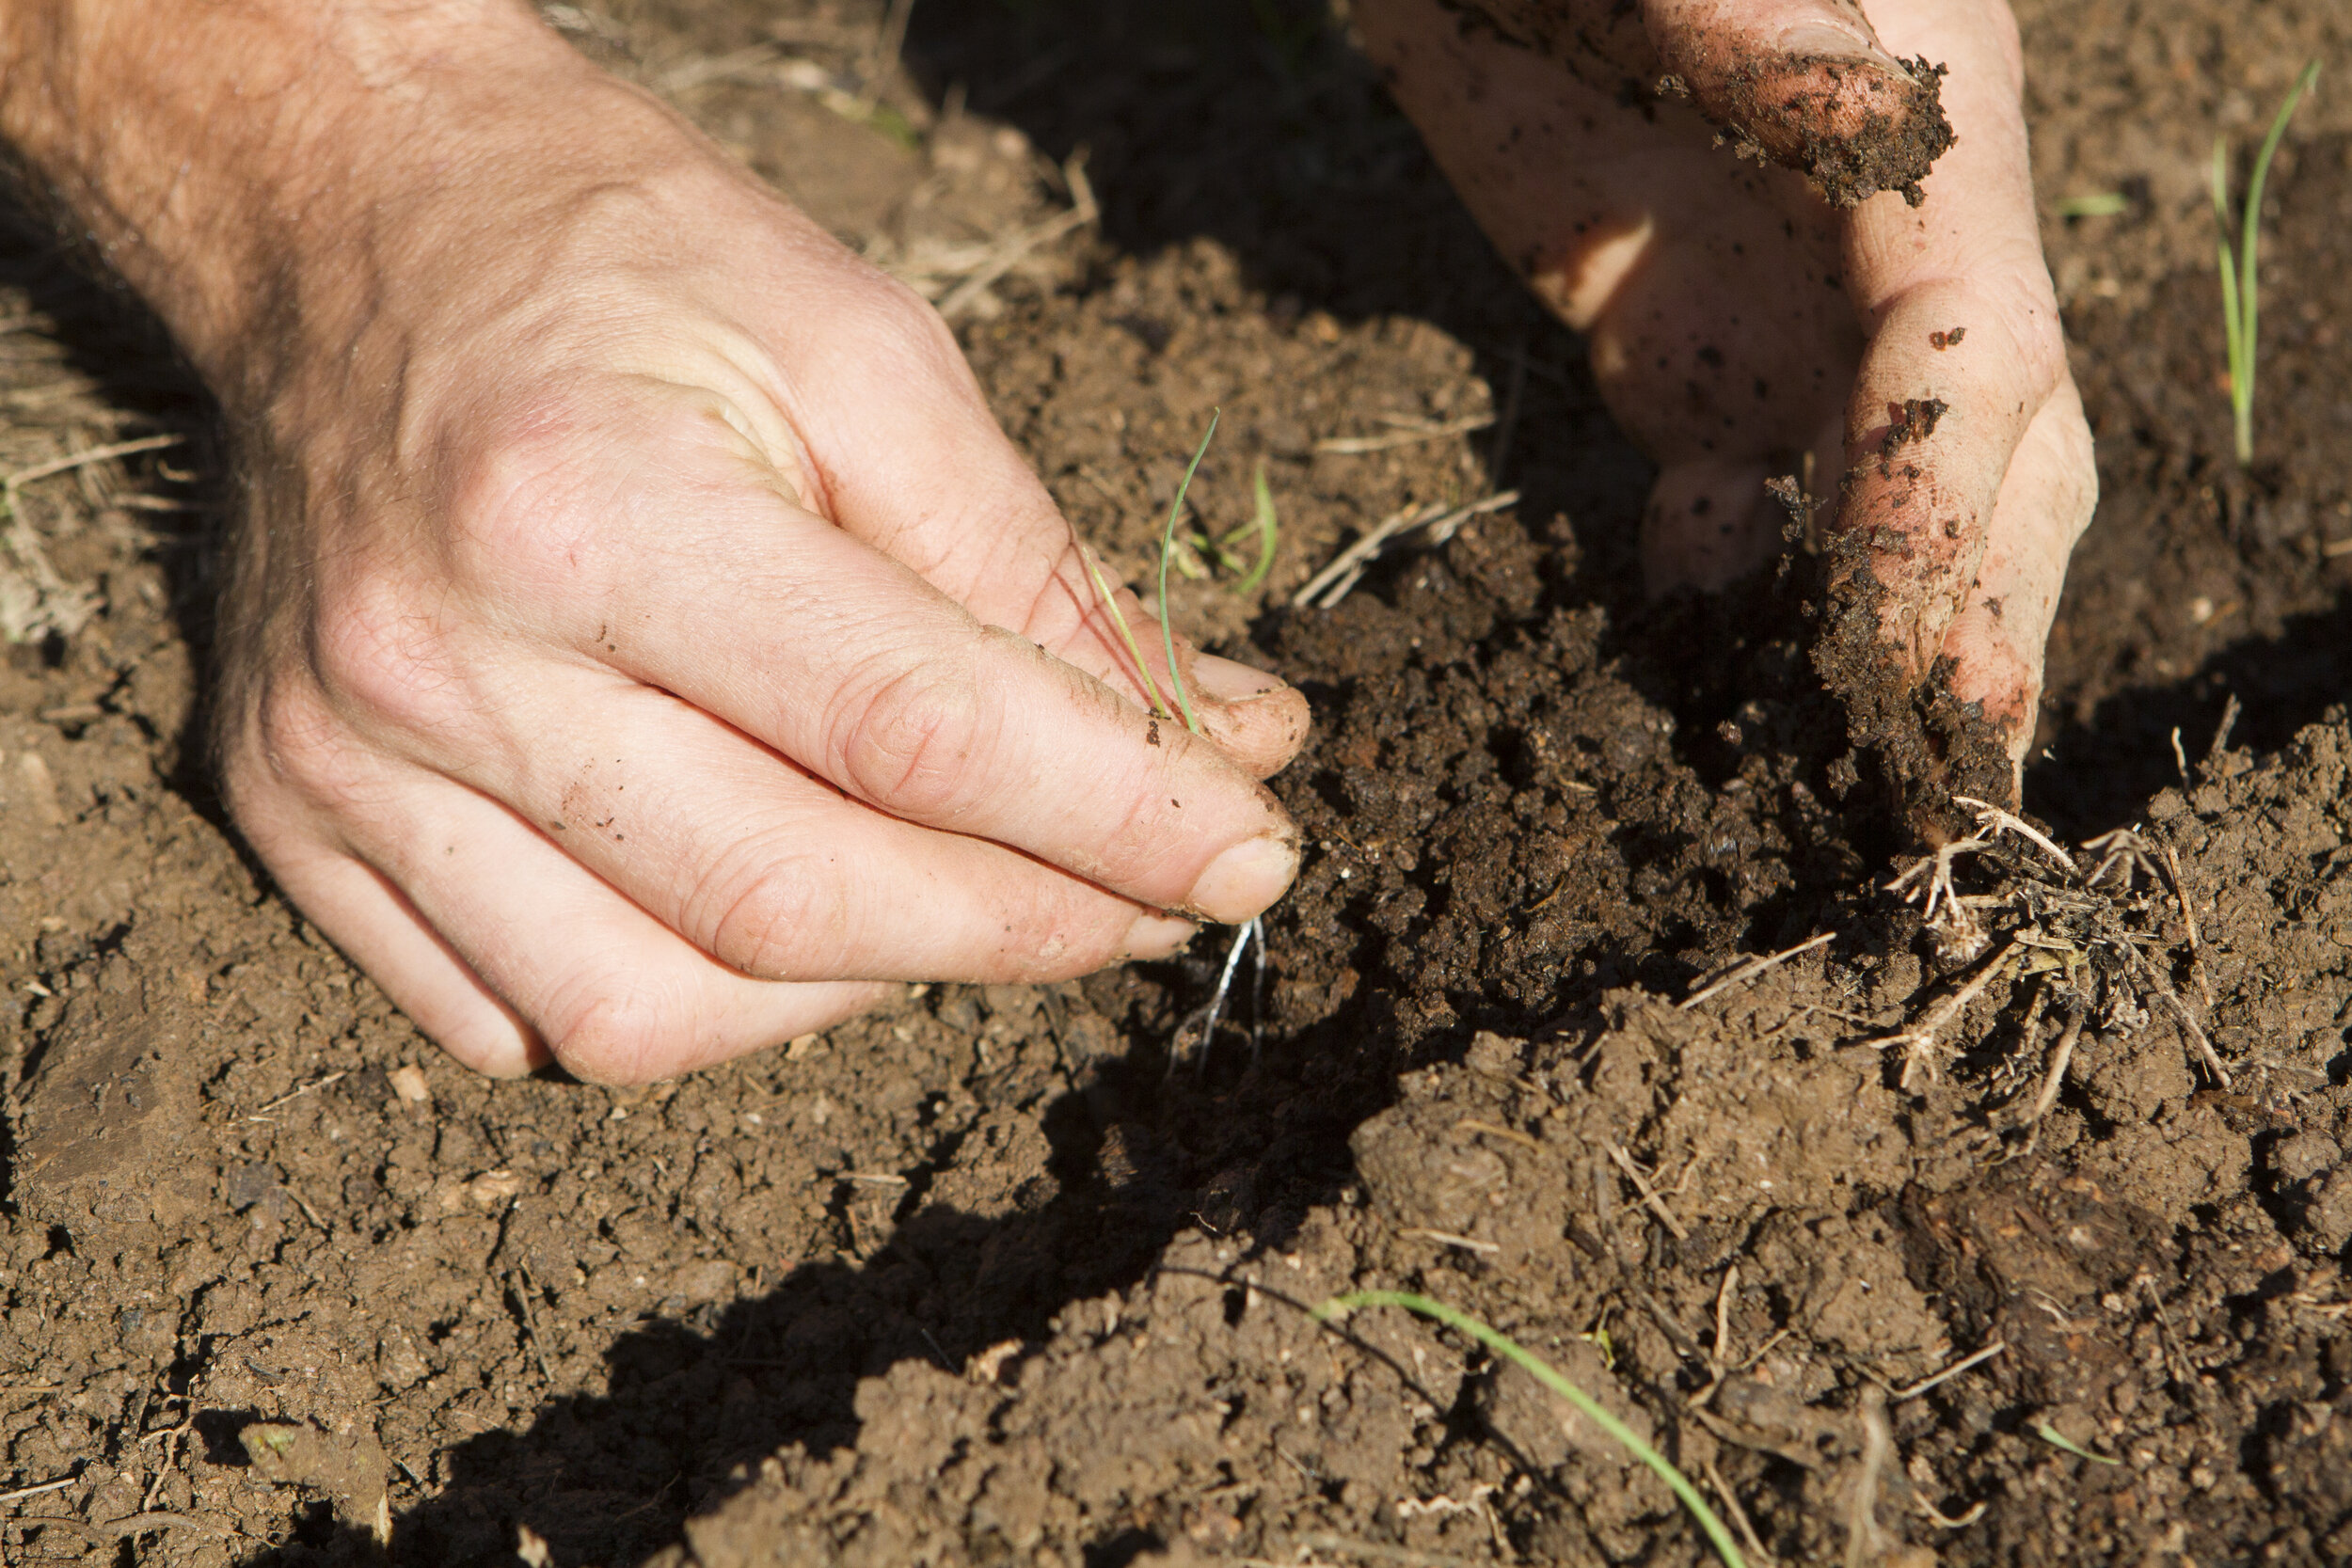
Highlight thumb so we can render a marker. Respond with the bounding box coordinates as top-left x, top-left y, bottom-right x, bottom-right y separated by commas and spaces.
1641, 0, 1955, 206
